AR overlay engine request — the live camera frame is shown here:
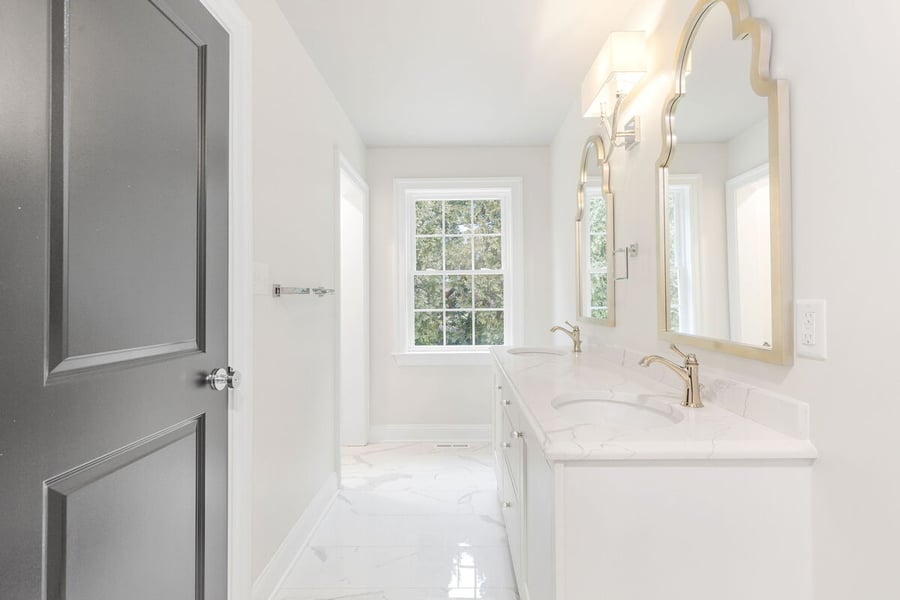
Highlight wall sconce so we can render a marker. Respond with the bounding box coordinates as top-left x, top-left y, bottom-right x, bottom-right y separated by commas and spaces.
581, 31, 647, 151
